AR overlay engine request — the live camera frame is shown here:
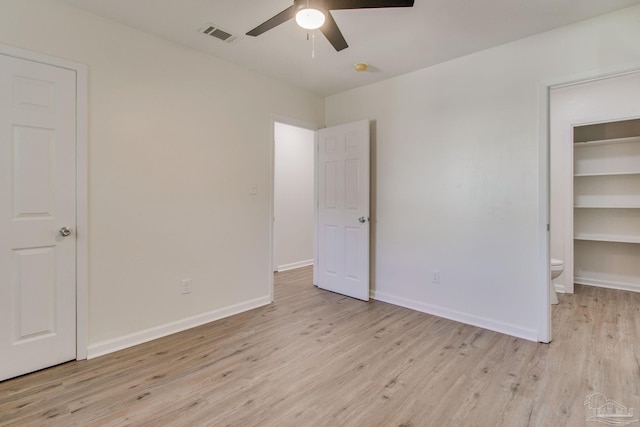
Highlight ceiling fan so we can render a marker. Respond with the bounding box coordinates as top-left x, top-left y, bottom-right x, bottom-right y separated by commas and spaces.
246, 0, 415, 52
